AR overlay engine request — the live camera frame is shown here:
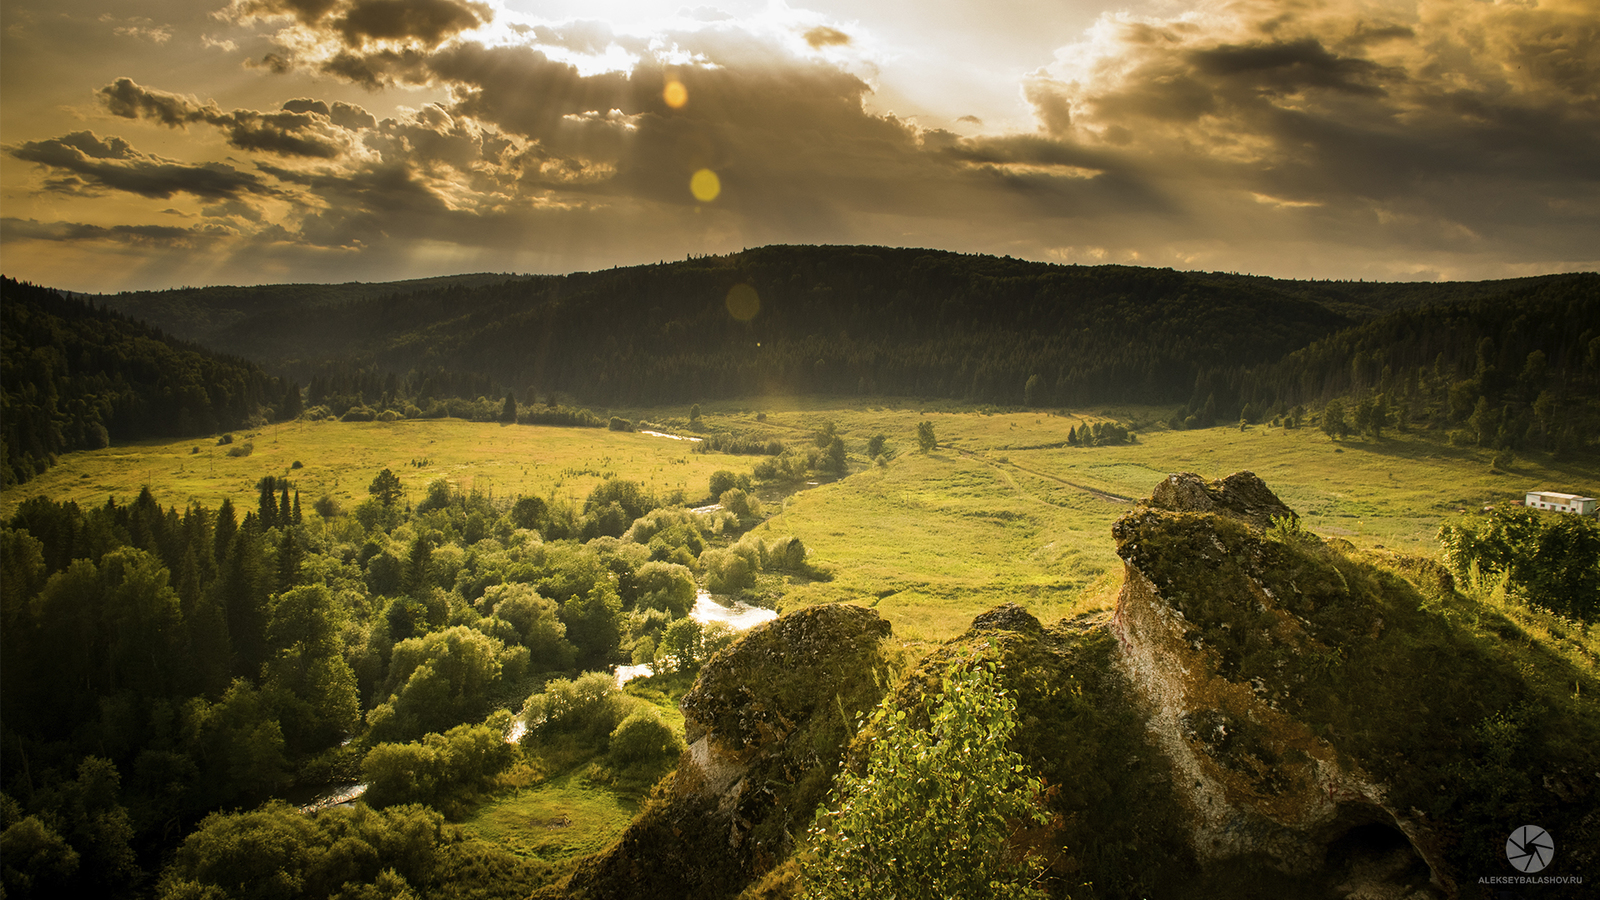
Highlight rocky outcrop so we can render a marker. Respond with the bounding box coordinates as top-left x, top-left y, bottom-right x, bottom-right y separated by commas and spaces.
1146, 470, 1297, 529
1109, 472, 1600, 899
556, 604, 893, 900
1114, 473, 1448, 895
560, 472, 1598, 900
